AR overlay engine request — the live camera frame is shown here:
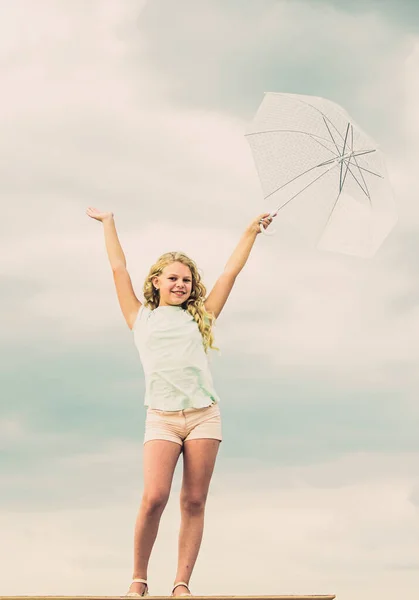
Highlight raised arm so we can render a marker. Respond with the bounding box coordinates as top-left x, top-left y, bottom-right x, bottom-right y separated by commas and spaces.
204, 212, 274, 319
86, 207, 141, 330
